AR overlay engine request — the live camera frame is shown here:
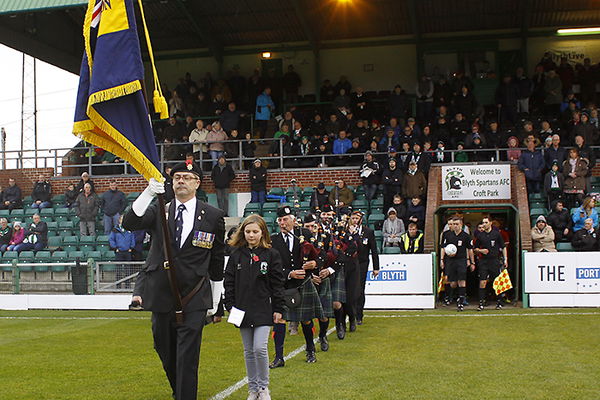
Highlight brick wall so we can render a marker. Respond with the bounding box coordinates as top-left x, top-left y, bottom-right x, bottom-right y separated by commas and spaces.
423, 164, 532, 252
